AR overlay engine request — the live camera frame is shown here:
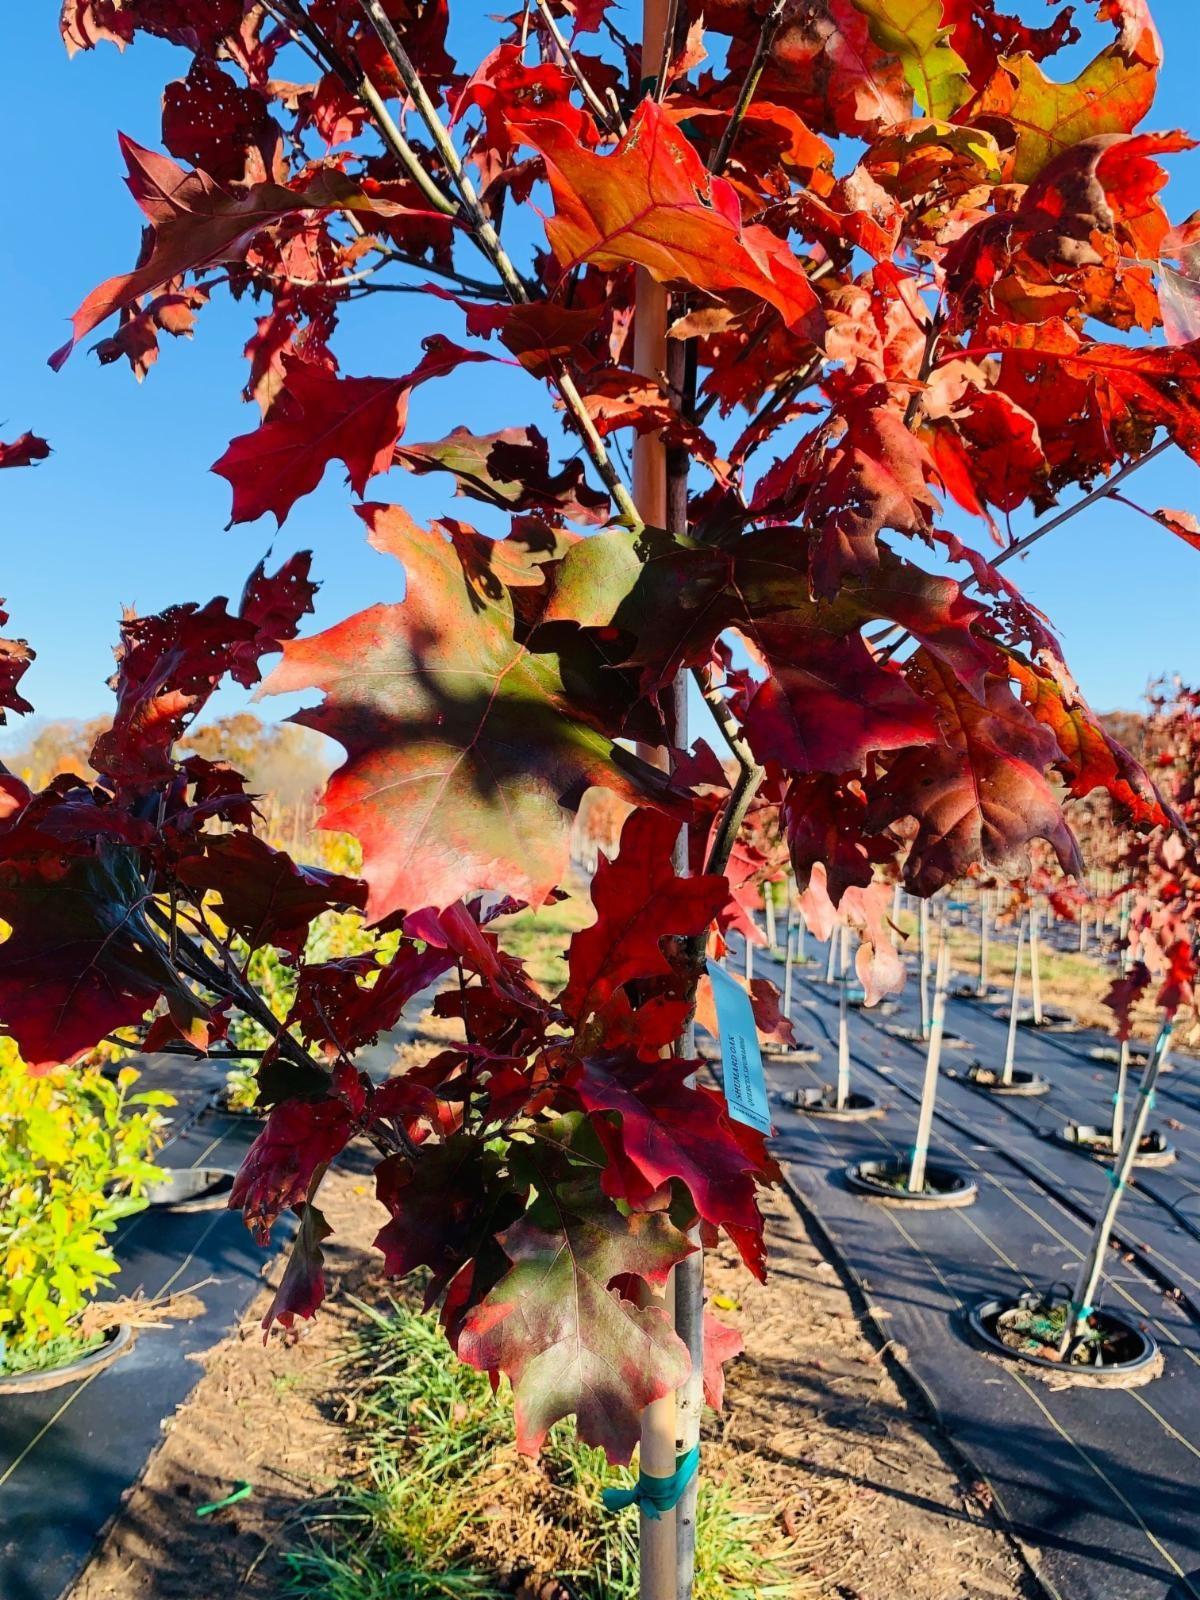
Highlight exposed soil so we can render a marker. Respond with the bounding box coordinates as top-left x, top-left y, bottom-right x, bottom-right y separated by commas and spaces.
70, 1031, 1037, 1600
